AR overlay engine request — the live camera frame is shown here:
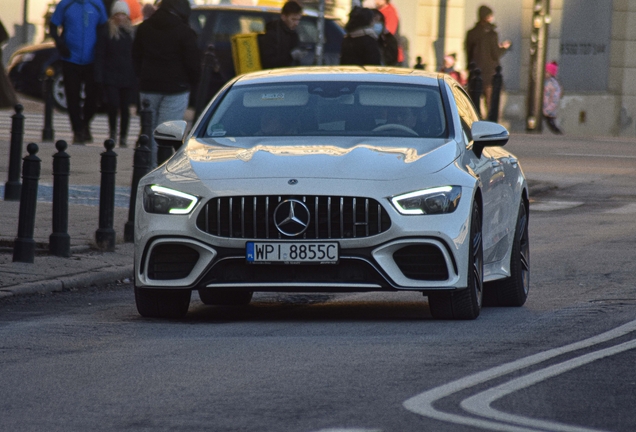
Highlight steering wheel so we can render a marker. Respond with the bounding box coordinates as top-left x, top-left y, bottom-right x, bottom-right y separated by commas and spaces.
372, 123, 419, 136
